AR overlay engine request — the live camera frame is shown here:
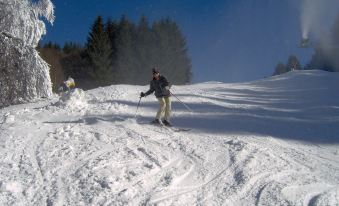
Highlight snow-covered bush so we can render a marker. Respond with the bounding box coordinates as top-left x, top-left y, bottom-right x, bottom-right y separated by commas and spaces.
0, 0, 55, 108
